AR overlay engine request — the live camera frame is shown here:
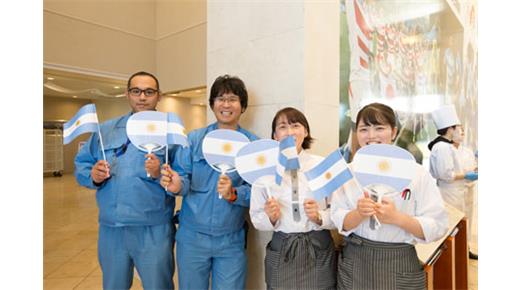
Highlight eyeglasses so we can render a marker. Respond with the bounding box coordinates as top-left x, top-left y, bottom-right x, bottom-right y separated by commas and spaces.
215, 96, 240, 104
128, 87, 159, 97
